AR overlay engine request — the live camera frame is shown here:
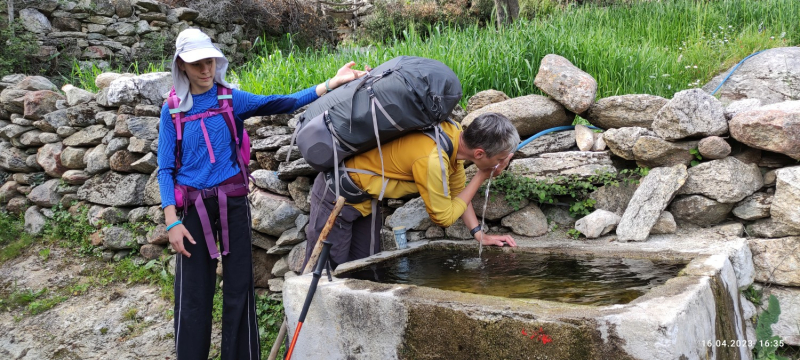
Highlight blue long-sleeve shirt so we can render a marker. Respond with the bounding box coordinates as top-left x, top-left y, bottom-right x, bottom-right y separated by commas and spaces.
157, 83, 319, 208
